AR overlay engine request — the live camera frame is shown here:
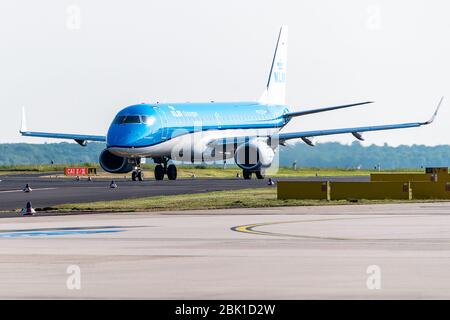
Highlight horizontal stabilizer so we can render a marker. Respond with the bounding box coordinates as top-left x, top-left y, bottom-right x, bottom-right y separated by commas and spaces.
283, 101, 373, 119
